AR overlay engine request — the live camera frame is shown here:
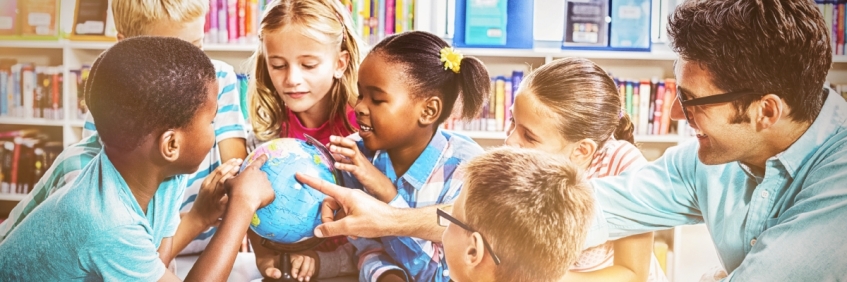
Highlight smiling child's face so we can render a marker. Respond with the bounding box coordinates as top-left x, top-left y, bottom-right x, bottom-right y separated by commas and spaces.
354, 52, 426, 152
